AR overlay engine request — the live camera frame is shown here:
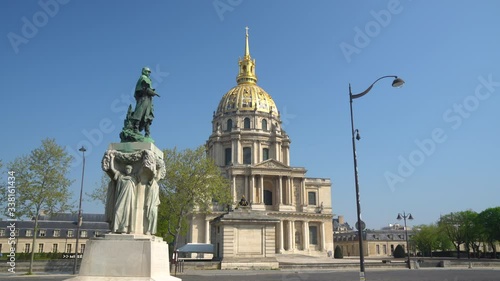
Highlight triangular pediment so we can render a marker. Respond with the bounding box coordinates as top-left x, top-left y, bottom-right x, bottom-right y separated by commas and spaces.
253, 159, 290, 169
